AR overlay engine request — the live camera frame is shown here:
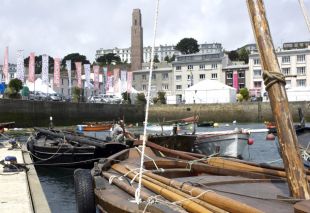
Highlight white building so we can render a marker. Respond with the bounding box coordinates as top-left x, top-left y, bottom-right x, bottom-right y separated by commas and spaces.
172, 52, 229, 103
95, 42, 223, 63
248, 47, 310, 98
